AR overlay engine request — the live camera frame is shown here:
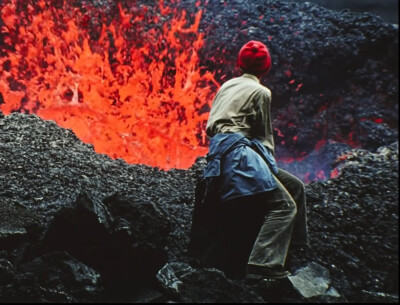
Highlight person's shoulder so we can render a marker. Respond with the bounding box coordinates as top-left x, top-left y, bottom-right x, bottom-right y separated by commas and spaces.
255, 84, 271, 98
217, 77, 239, 90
